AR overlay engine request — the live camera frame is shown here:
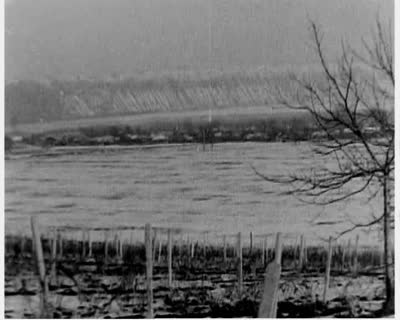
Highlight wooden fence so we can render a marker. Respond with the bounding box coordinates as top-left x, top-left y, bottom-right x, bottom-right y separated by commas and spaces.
23, 217, 381, 318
